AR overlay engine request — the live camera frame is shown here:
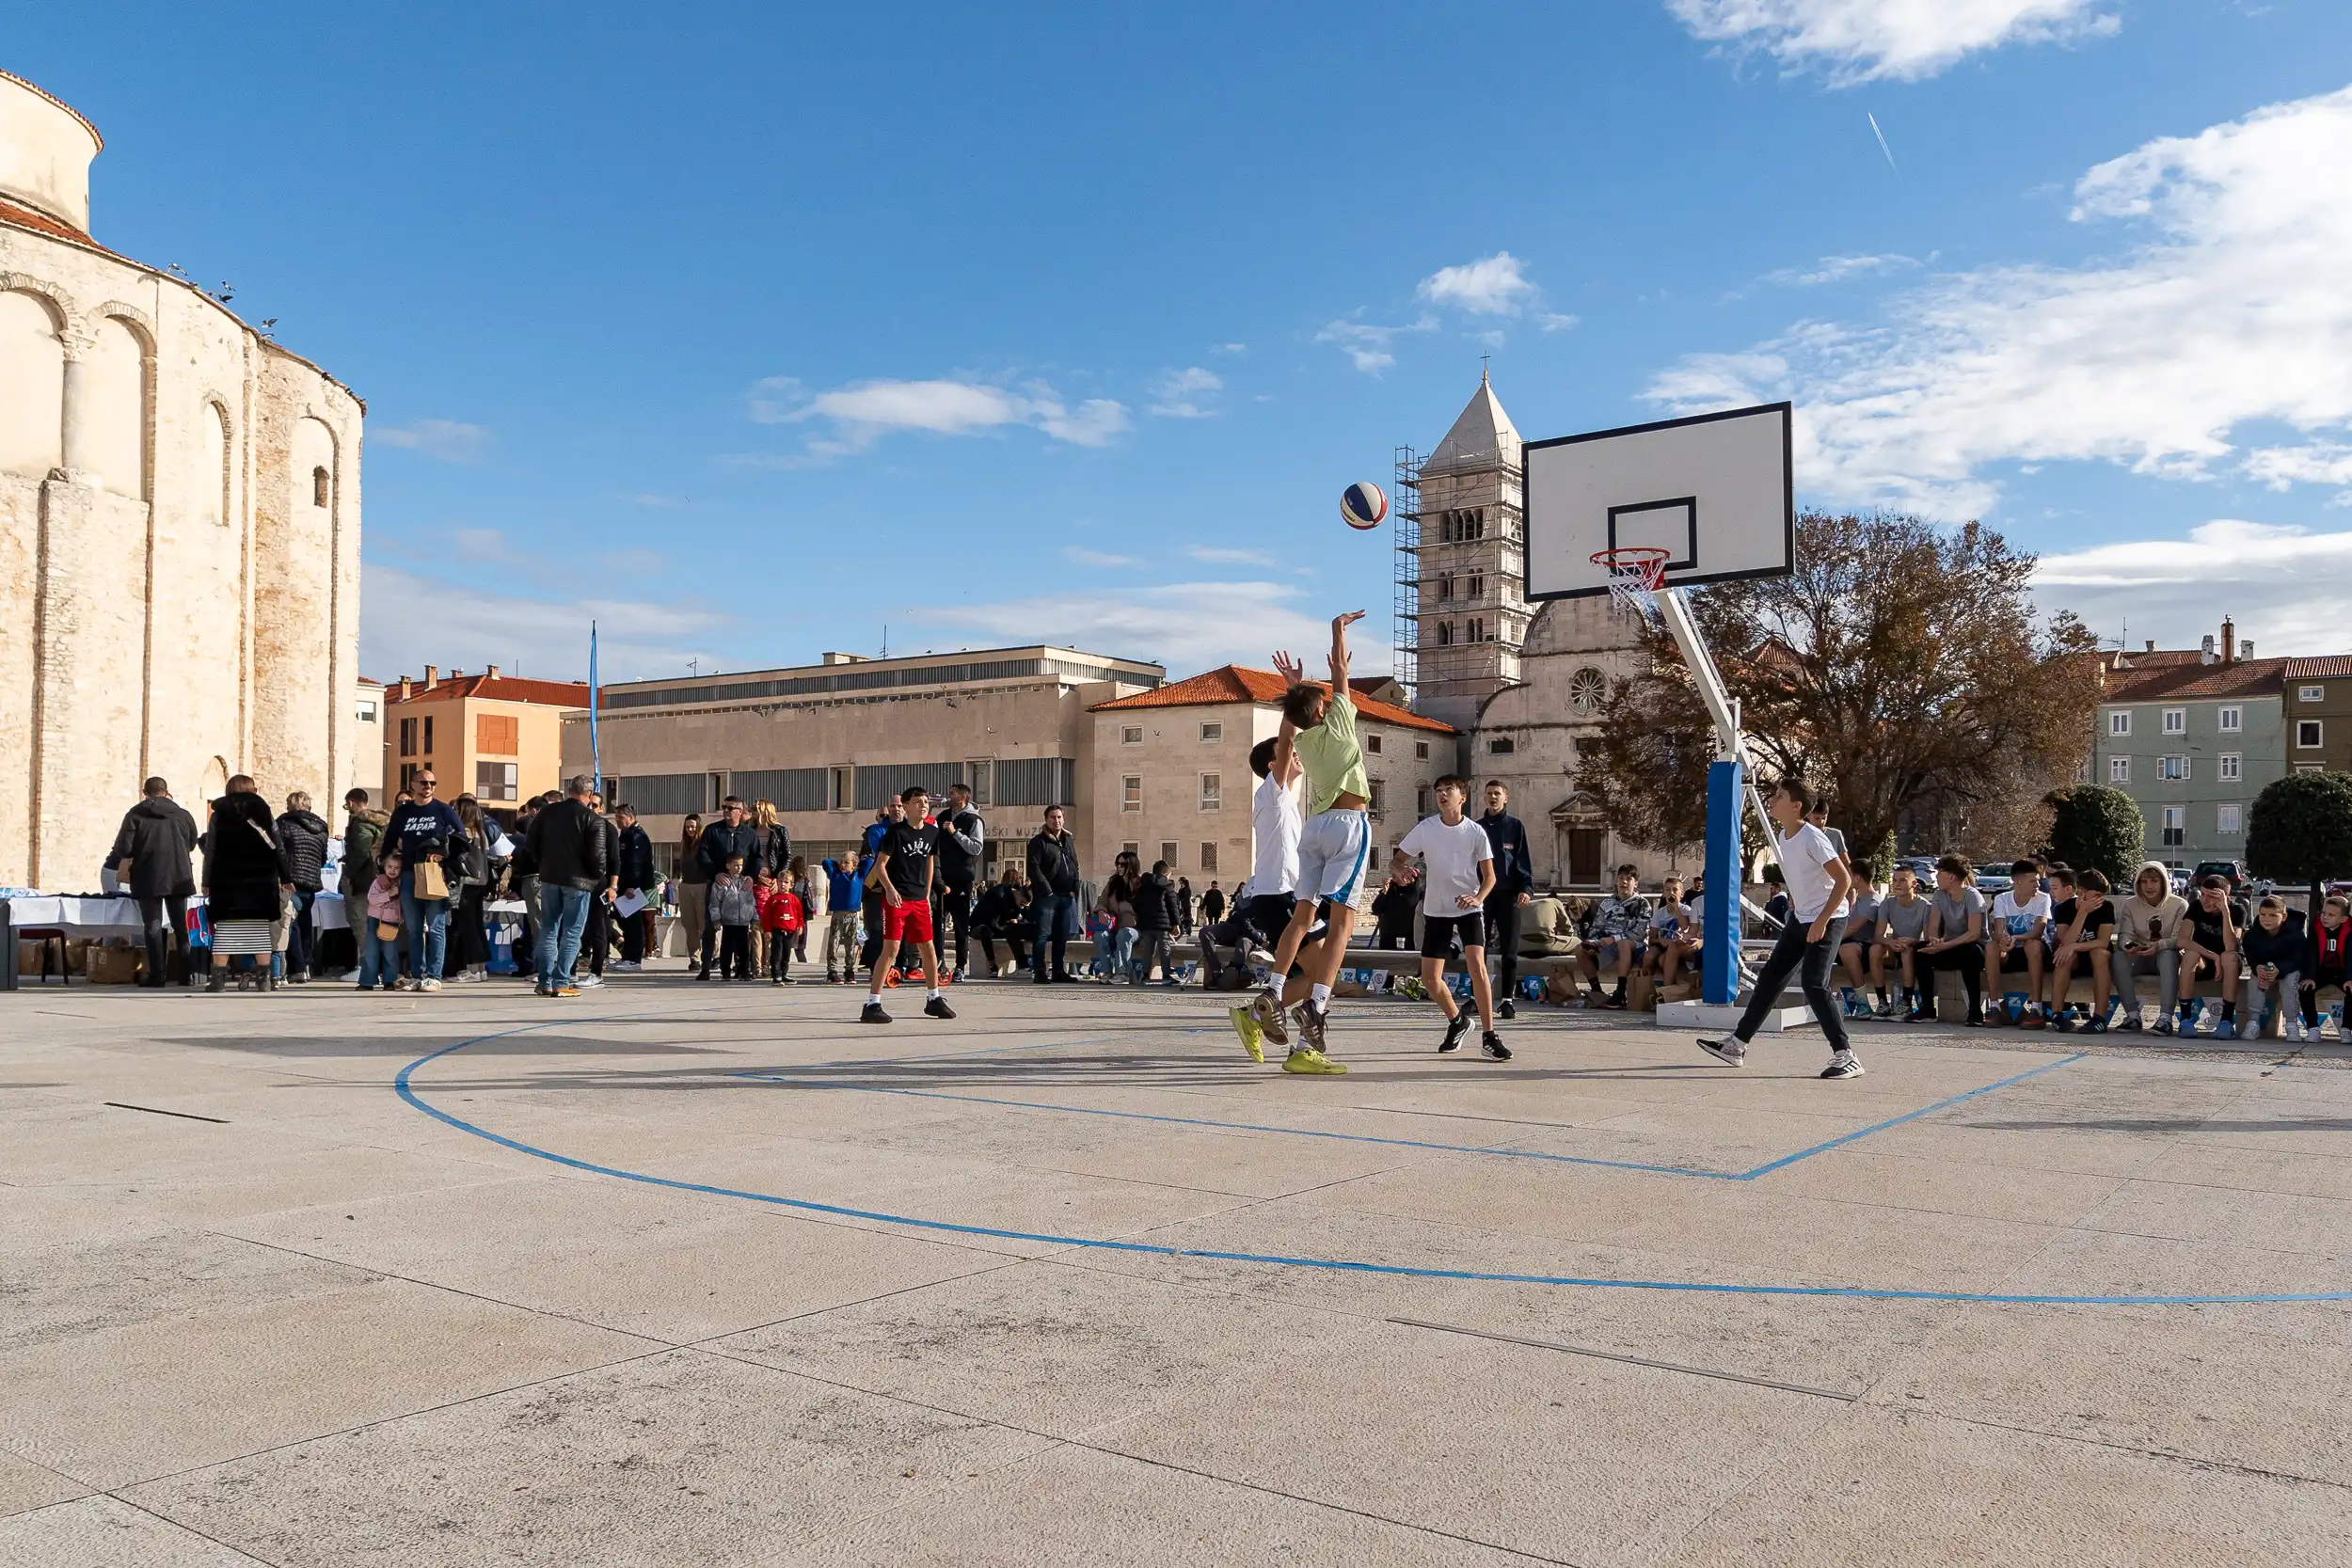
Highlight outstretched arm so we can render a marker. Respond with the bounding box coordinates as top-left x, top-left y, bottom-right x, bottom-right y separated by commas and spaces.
1327, 610, 1365, 691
